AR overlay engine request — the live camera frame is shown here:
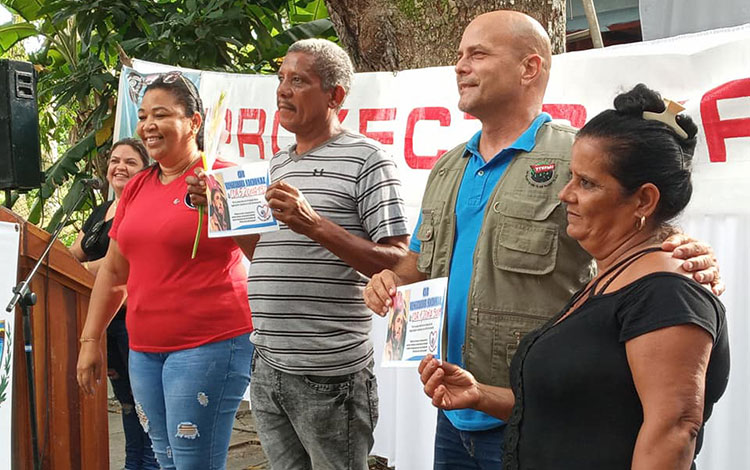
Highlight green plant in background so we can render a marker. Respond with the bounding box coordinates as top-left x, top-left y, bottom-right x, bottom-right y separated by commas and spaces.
0, 323, 11, 406
0, 0, 336, 238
